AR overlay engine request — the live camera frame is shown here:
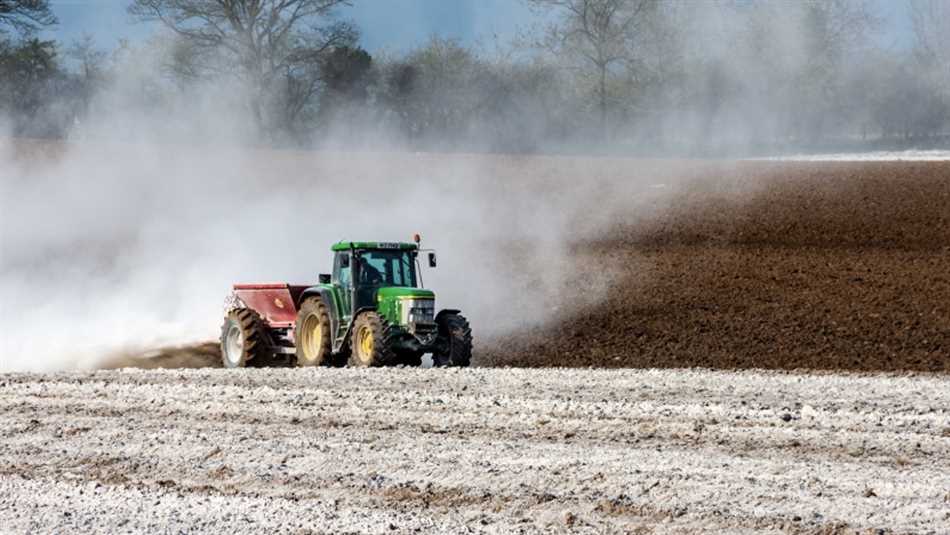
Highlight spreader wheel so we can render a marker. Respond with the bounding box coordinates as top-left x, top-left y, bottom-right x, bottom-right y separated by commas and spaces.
295, 296, 333, 367
348, 312, 396, 367
433, 313, 472, 367
220, 308, 273, 368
